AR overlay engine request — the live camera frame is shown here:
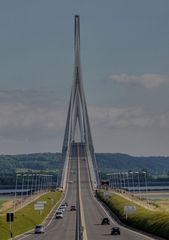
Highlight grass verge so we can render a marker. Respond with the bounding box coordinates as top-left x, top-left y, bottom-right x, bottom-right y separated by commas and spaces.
0, 200, 6, 208
97, 191, 169, 239
0, 191, 62, 240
